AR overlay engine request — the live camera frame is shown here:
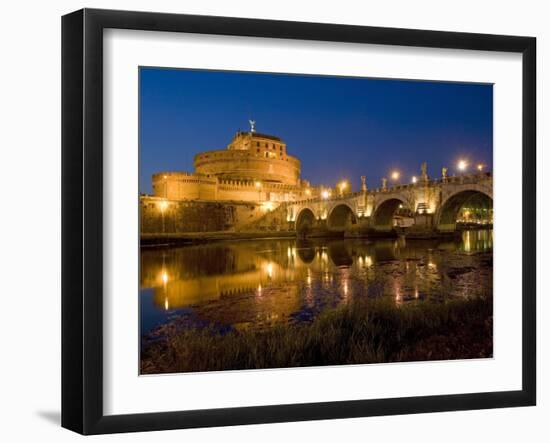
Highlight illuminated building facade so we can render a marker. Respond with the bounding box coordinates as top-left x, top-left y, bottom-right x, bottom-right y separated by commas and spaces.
152, 124, 320, 205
